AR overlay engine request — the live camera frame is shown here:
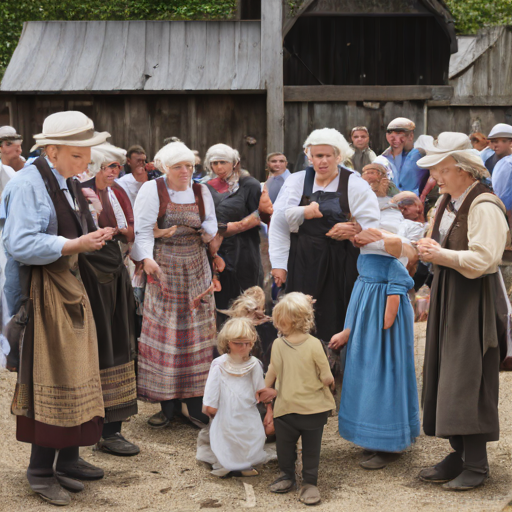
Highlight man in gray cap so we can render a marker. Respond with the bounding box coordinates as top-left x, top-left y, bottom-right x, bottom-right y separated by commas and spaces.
485, 123, 512, 175
1, 111, 114, 506
0, 125, 25, 172
381, 117, 429, 196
